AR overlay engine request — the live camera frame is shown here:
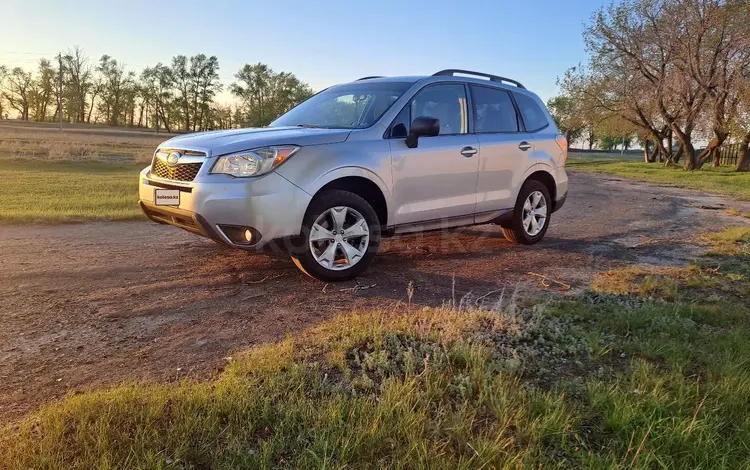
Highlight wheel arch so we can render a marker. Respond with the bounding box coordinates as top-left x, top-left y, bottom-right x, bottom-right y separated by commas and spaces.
519, 165, 557, 210
308, 170, 390, 228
